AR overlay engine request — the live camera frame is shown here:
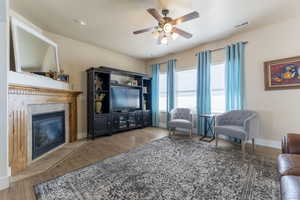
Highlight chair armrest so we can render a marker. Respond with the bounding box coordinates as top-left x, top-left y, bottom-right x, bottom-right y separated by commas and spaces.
169, 109, 176, 121
243, 113, 256, 132
282, 134, 300, 154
